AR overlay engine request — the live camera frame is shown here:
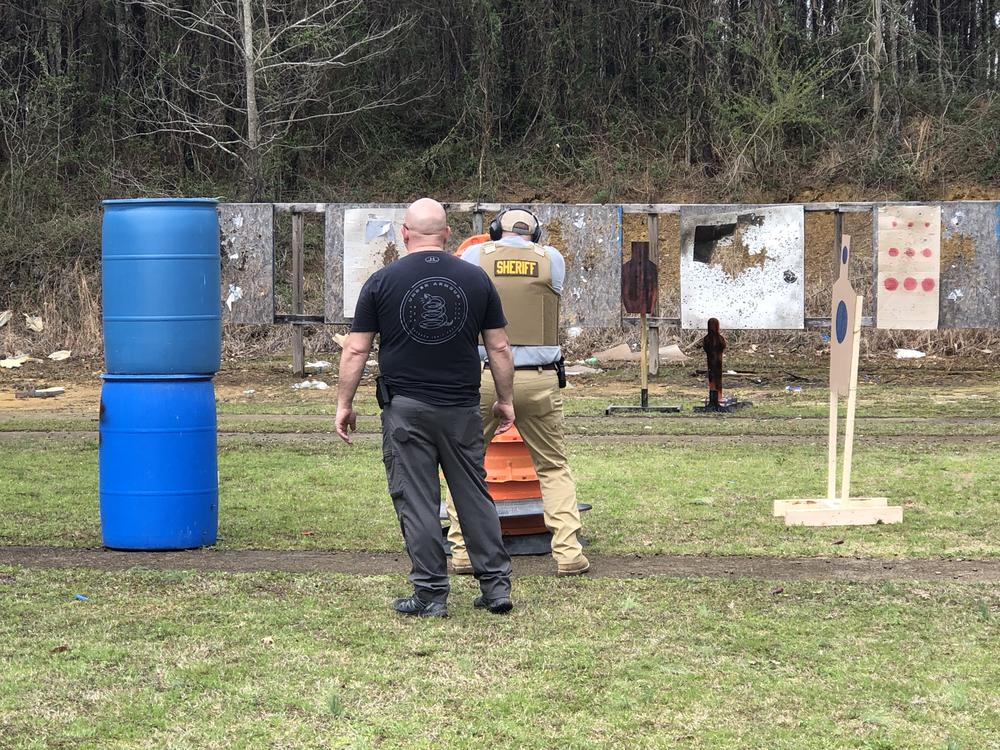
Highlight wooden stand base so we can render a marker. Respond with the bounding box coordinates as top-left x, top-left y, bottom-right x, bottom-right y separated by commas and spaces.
605, 404, 681, 415
773, 497, 903, 526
